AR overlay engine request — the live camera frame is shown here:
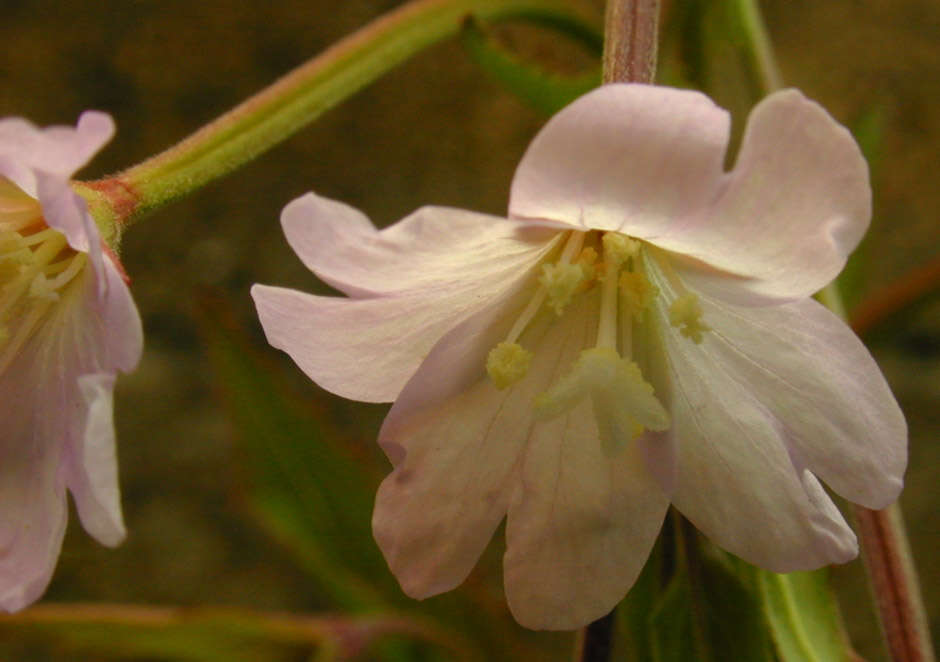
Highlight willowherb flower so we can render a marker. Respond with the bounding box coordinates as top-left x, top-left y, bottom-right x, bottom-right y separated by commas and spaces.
0, 112, 142, 611
252, 84, 907, 629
